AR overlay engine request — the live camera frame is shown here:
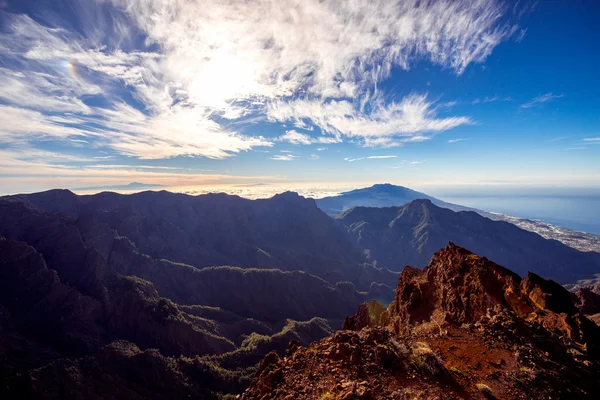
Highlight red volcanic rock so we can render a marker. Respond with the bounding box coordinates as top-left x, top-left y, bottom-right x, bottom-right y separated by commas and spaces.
243, 244, 600, 399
